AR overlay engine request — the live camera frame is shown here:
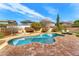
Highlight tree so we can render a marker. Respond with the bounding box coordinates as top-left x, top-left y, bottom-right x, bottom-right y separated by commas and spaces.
40, 22, 46, 27
72, 20, 79, 27
56, 14, 61, 31
20, 20, 32, 25
40, 19, 52, 27
31, 22, 42, 31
